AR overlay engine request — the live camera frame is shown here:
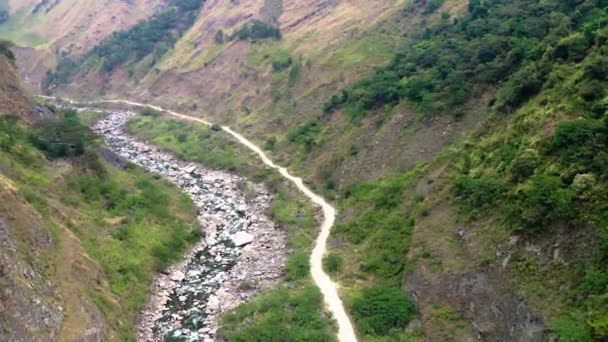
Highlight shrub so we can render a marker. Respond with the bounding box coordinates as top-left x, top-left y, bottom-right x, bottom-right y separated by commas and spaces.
505, 175, 574, 232
551, 118, 608, 171
263, 136, 277, 151
220, 286, 334, 341
580, 267, 608, 295
141, 109, 161, 117
214, 29, 225, 44
31, 109, 92, 159
323, 254, 343, 274
285, 253, 309, 281
452, 175, 504, 212
352, 285, 416, 335
552, 318, 593, 342
425, 0, 445, 13
211, 123, 222, 132
286, 120, 321, 152
554, 33, 590, 62
271, 52, 292, 72
233, 20, 281, 41
0, 39, 15, 61
510, 149, 539, 181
